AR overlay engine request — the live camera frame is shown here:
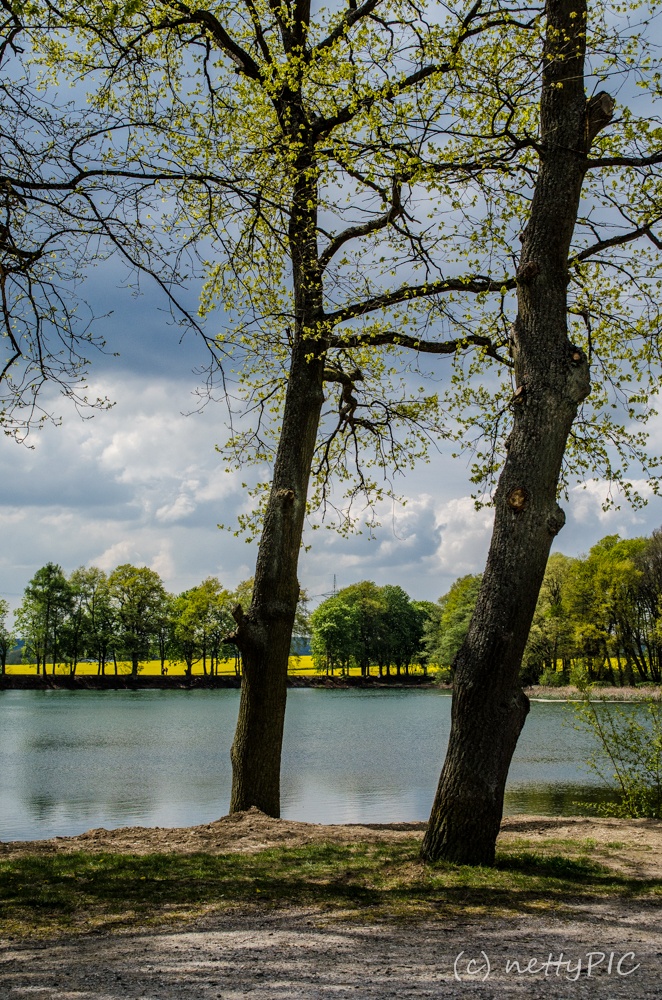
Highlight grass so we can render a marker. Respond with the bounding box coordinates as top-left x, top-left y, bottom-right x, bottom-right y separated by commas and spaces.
1, 839, 659, 940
